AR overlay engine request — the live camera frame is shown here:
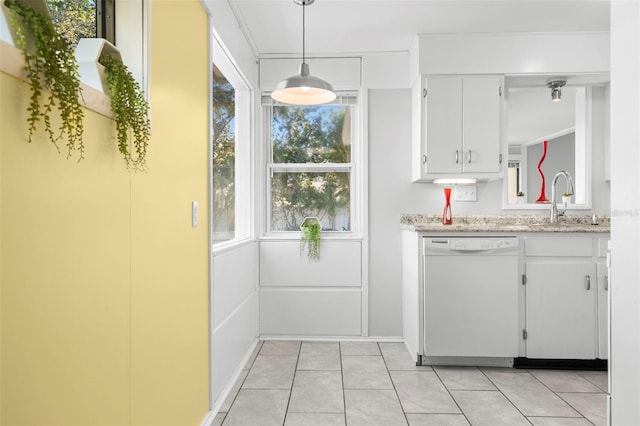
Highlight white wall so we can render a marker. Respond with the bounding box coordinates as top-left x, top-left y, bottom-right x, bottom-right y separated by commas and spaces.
259, 240, 363, 337
211, 241, 259, 409
368, 89, 430, 337
201, 0, 262, 415
610, 1, 640, 424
